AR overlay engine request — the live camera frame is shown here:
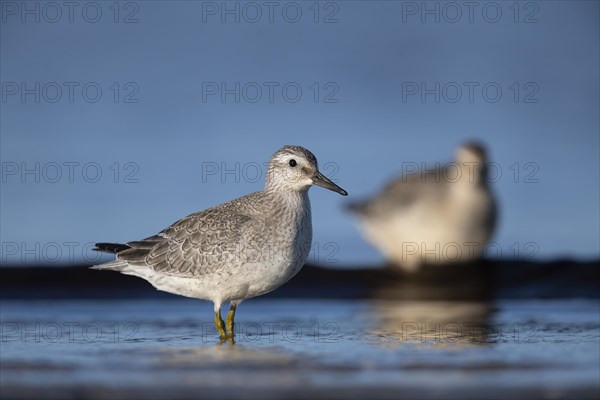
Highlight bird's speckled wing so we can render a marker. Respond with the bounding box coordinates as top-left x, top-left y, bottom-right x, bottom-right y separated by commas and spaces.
351, 166, 449, 218
385, 168, 443, 199
116, 194, 259, 277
